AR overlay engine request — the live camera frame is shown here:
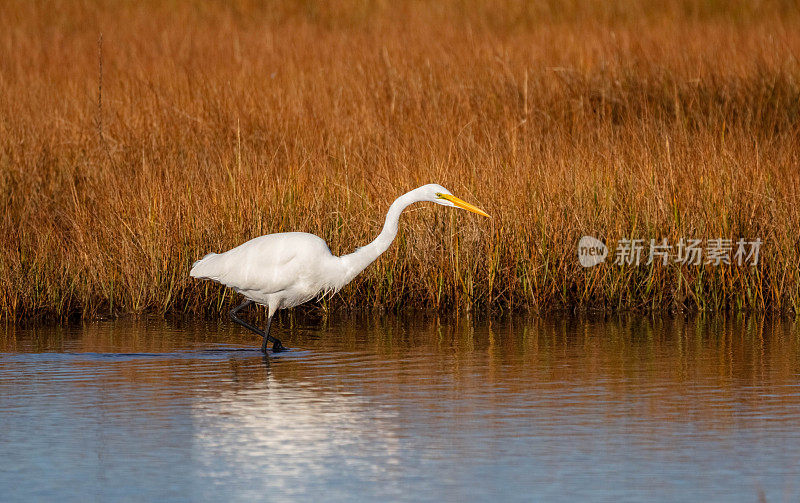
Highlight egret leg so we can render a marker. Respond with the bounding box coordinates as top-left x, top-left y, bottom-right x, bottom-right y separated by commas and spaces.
260, 314, 286, 353
229, 300, 285, 353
